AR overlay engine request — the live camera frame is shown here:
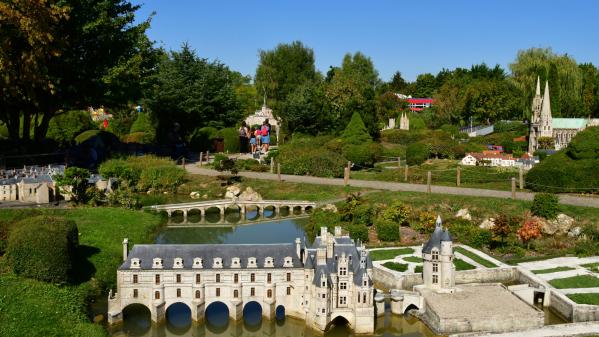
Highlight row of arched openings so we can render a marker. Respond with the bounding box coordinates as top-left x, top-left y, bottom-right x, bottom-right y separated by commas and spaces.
166, 205, 313, 224
121, 301, 287, 334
